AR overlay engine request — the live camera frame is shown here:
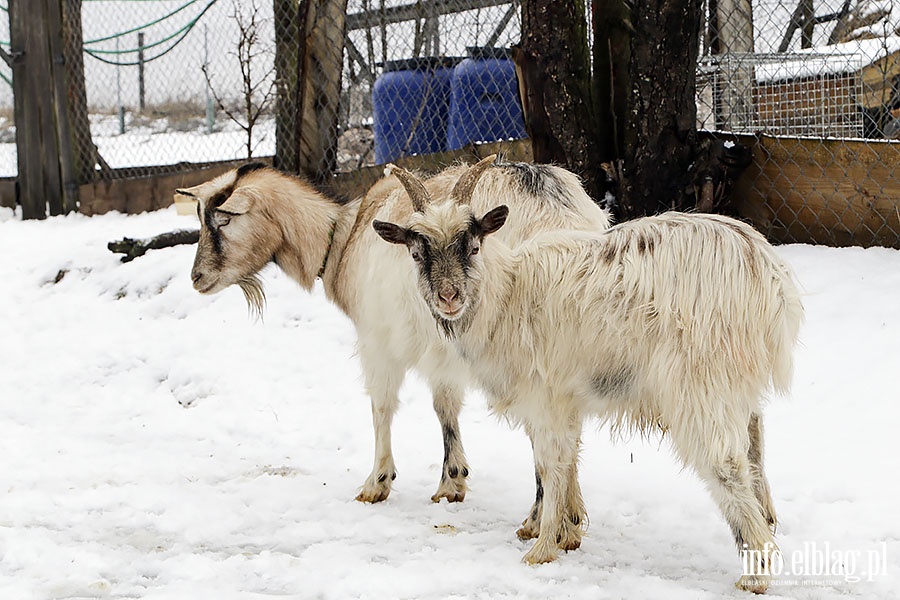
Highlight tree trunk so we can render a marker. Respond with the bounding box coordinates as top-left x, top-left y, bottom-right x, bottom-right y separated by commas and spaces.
514, 0, 604, 203
60, 0, 99, 185
296, 0, 348, 182
274, 0, 301, 173
596, 0, 705, 218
